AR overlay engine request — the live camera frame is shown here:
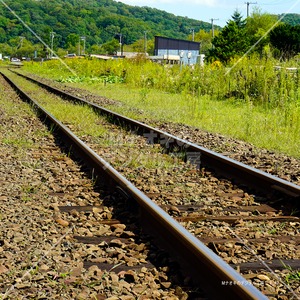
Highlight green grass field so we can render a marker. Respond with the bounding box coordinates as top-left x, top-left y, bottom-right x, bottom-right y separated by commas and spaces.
21, 57, 300, 158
